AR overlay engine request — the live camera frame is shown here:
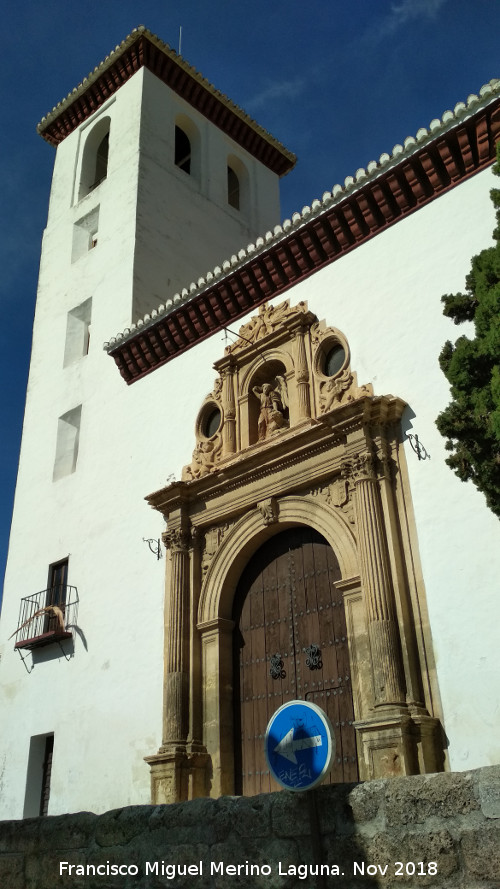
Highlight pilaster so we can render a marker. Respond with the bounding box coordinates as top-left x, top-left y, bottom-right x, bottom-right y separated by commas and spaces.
349, 452, 407, 708
162, 526, 191, 745
345, 449, 417, 779
293, 324, 311, 420
146, 515, 210, 802
222, 364, 237, 456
